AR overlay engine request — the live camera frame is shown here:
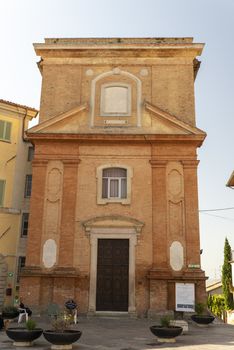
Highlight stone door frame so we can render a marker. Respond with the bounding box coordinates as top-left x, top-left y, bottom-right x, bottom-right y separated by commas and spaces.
83, 215, 144, 316
87, 228, 137, 315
